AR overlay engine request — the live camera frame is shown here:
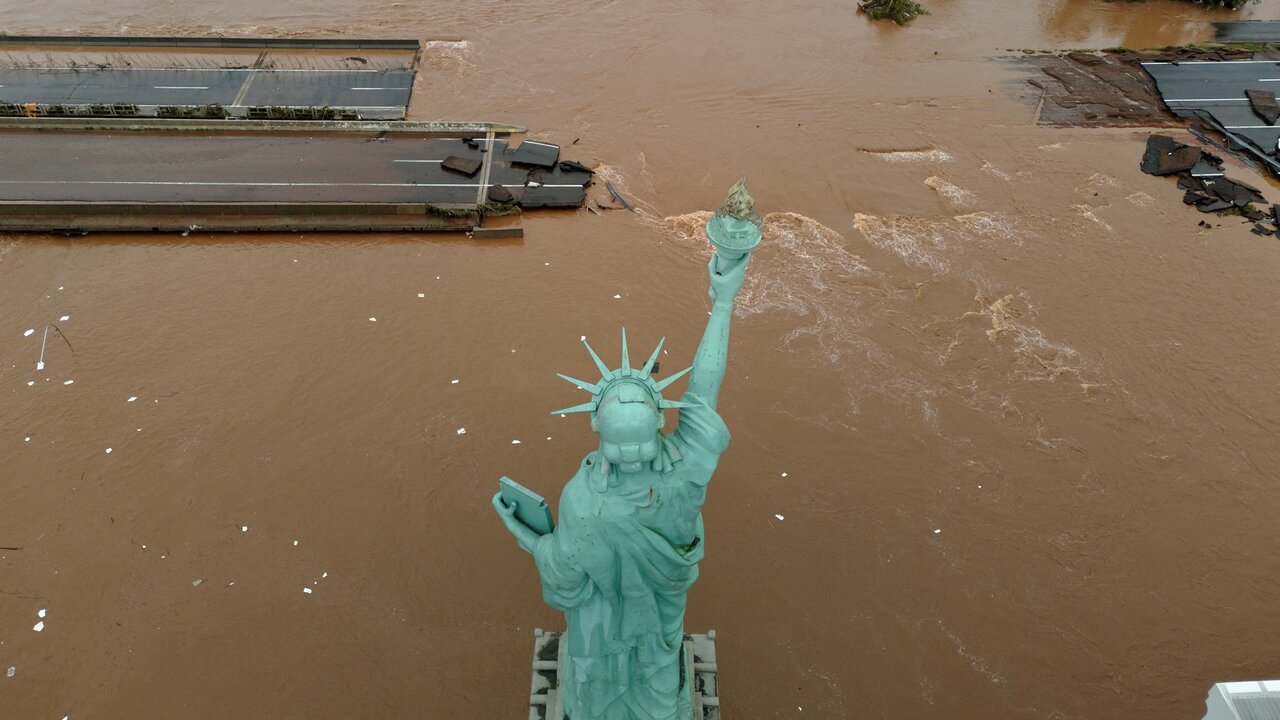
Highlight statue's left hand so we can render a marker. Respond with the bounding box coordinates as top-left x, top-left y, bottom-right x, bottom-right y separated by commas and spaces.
492, 491, 540, 555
